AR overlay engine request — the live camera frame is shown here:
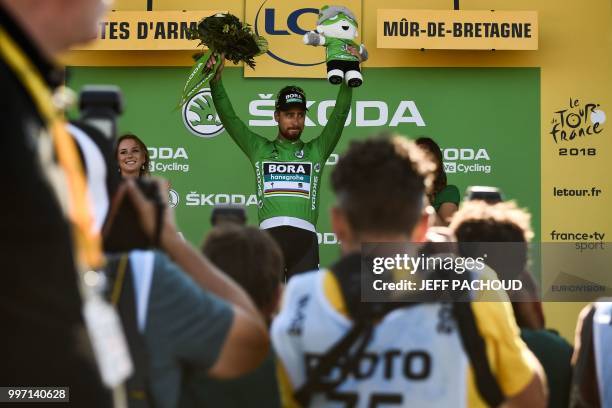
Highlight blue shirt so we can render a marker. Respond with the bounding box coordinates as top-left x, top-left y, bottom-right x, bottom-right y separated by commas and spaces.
142, 252, 234, 408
